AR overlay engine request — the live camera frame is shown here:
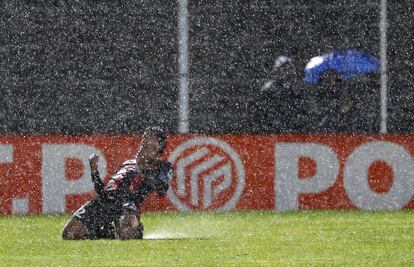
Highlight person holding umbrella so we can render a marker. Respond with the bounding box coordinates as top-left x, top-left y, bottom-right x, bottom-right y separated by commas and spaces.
304, 49, 380, 133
